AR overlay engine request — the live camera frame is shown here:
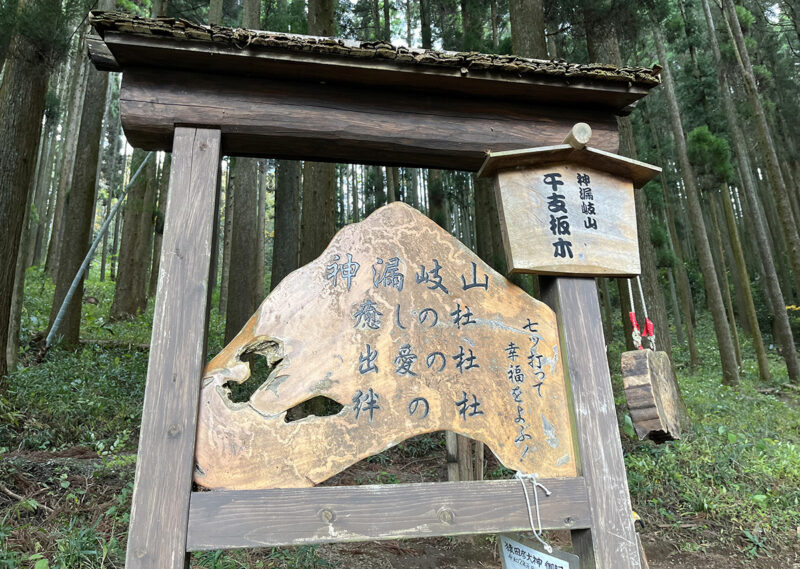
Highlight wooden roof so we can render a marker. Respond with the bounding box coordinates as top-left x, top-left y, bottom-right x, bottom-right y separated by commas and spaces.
88, 11, 660, 113
477, 145, 662, 187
